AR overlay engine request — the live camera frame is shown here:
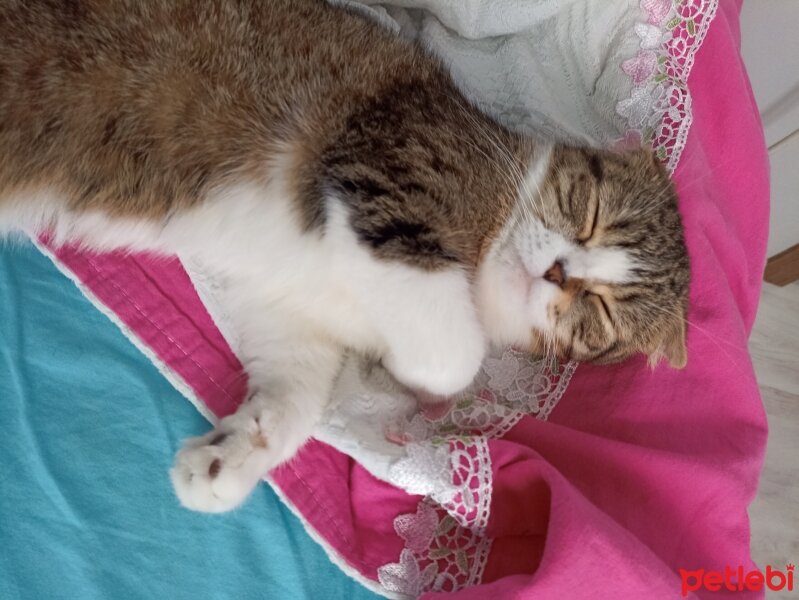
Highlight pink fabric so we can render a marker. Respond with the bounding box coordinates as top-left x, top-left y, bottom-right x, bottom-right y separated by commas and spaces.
42, 1, 770, 597
434, 3, 771, 597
